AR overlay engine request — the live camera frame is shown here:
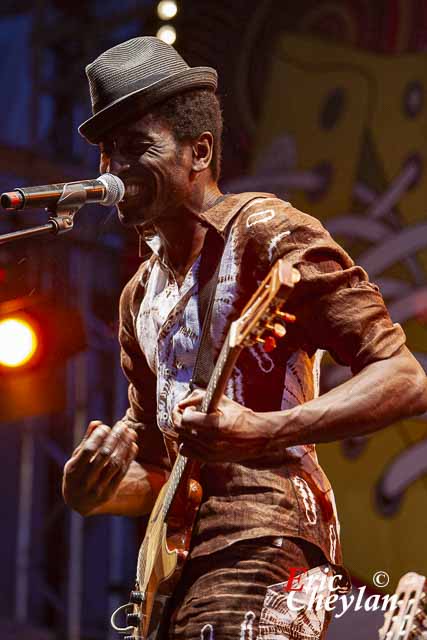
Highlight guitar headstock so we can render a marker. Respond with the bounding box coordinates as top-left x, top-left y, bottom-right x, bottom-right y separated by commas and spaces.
379, 572, 427, 640
229, 259, 300, 351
